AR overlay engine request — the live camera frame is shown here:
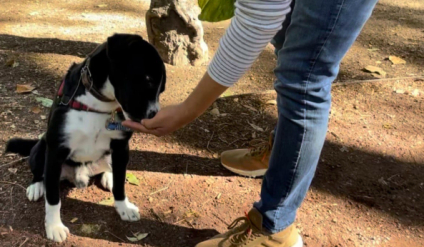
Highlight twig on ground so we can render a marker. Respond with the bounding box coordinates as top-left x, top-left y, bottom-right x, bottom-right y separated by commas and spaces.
150, 209, 164, 222
206, 131, 215, 153
0, 157, 29, 169
105, 231, 126, 242
150, 180, 173, 195
212, 213, 229, 226
18, 237, 29, 247
0, 181, 26, 191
